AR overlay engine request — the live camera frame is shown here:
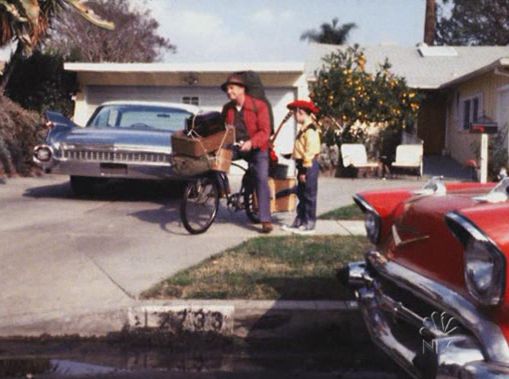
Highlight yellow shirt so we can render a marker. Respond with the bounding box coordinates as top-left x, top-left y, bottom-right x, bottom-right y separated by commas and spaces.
293, 123, 321, 168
